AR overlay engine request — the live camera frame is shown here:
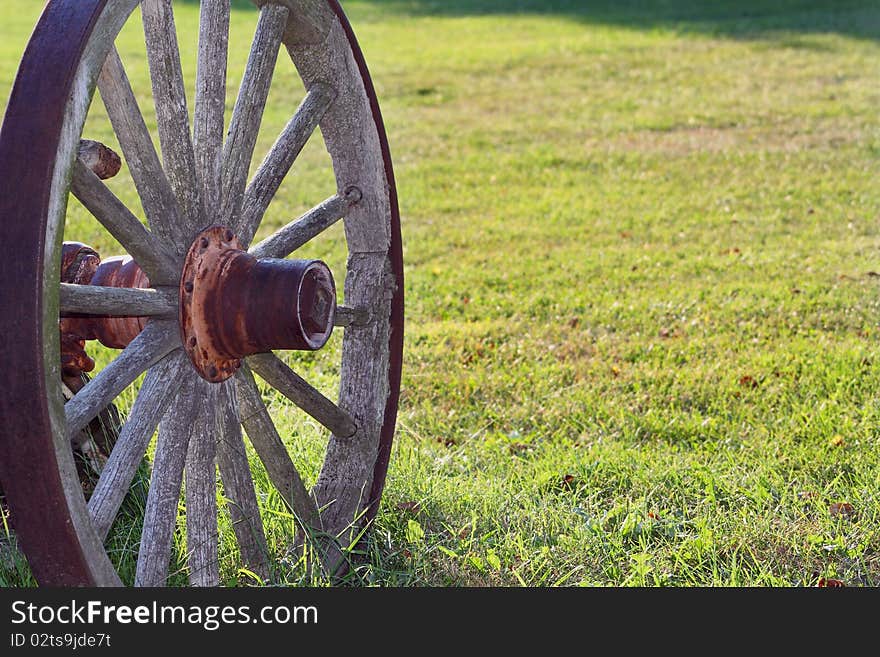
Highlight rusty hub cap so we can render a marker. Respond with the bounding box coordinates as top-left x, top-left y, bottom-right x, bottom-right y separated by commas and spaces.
180, 225, 337, 383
